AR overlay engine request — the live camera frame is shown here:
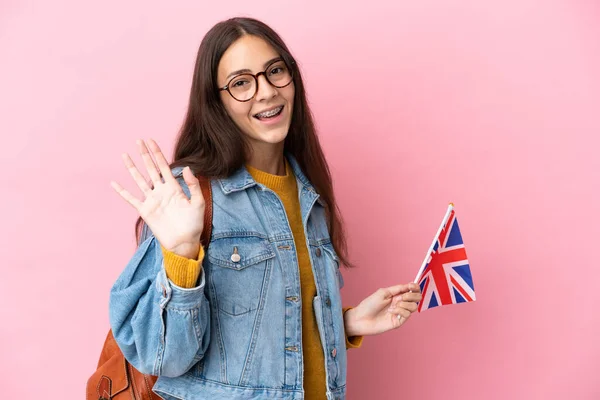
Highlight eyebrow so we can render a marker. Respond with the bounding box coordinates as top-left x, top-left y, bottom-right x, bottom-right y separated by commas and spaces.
225, 57, 282, 80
